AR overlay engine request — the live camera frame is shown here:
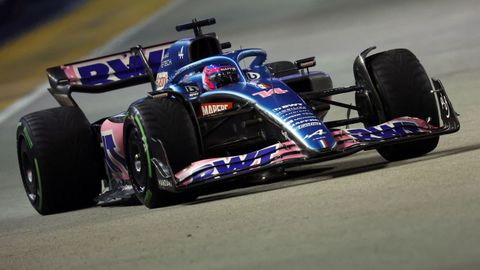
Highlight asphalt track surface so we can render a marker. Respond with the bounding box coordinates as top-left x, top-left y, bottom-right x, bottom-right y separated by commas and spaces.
1, 0, 480, 269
